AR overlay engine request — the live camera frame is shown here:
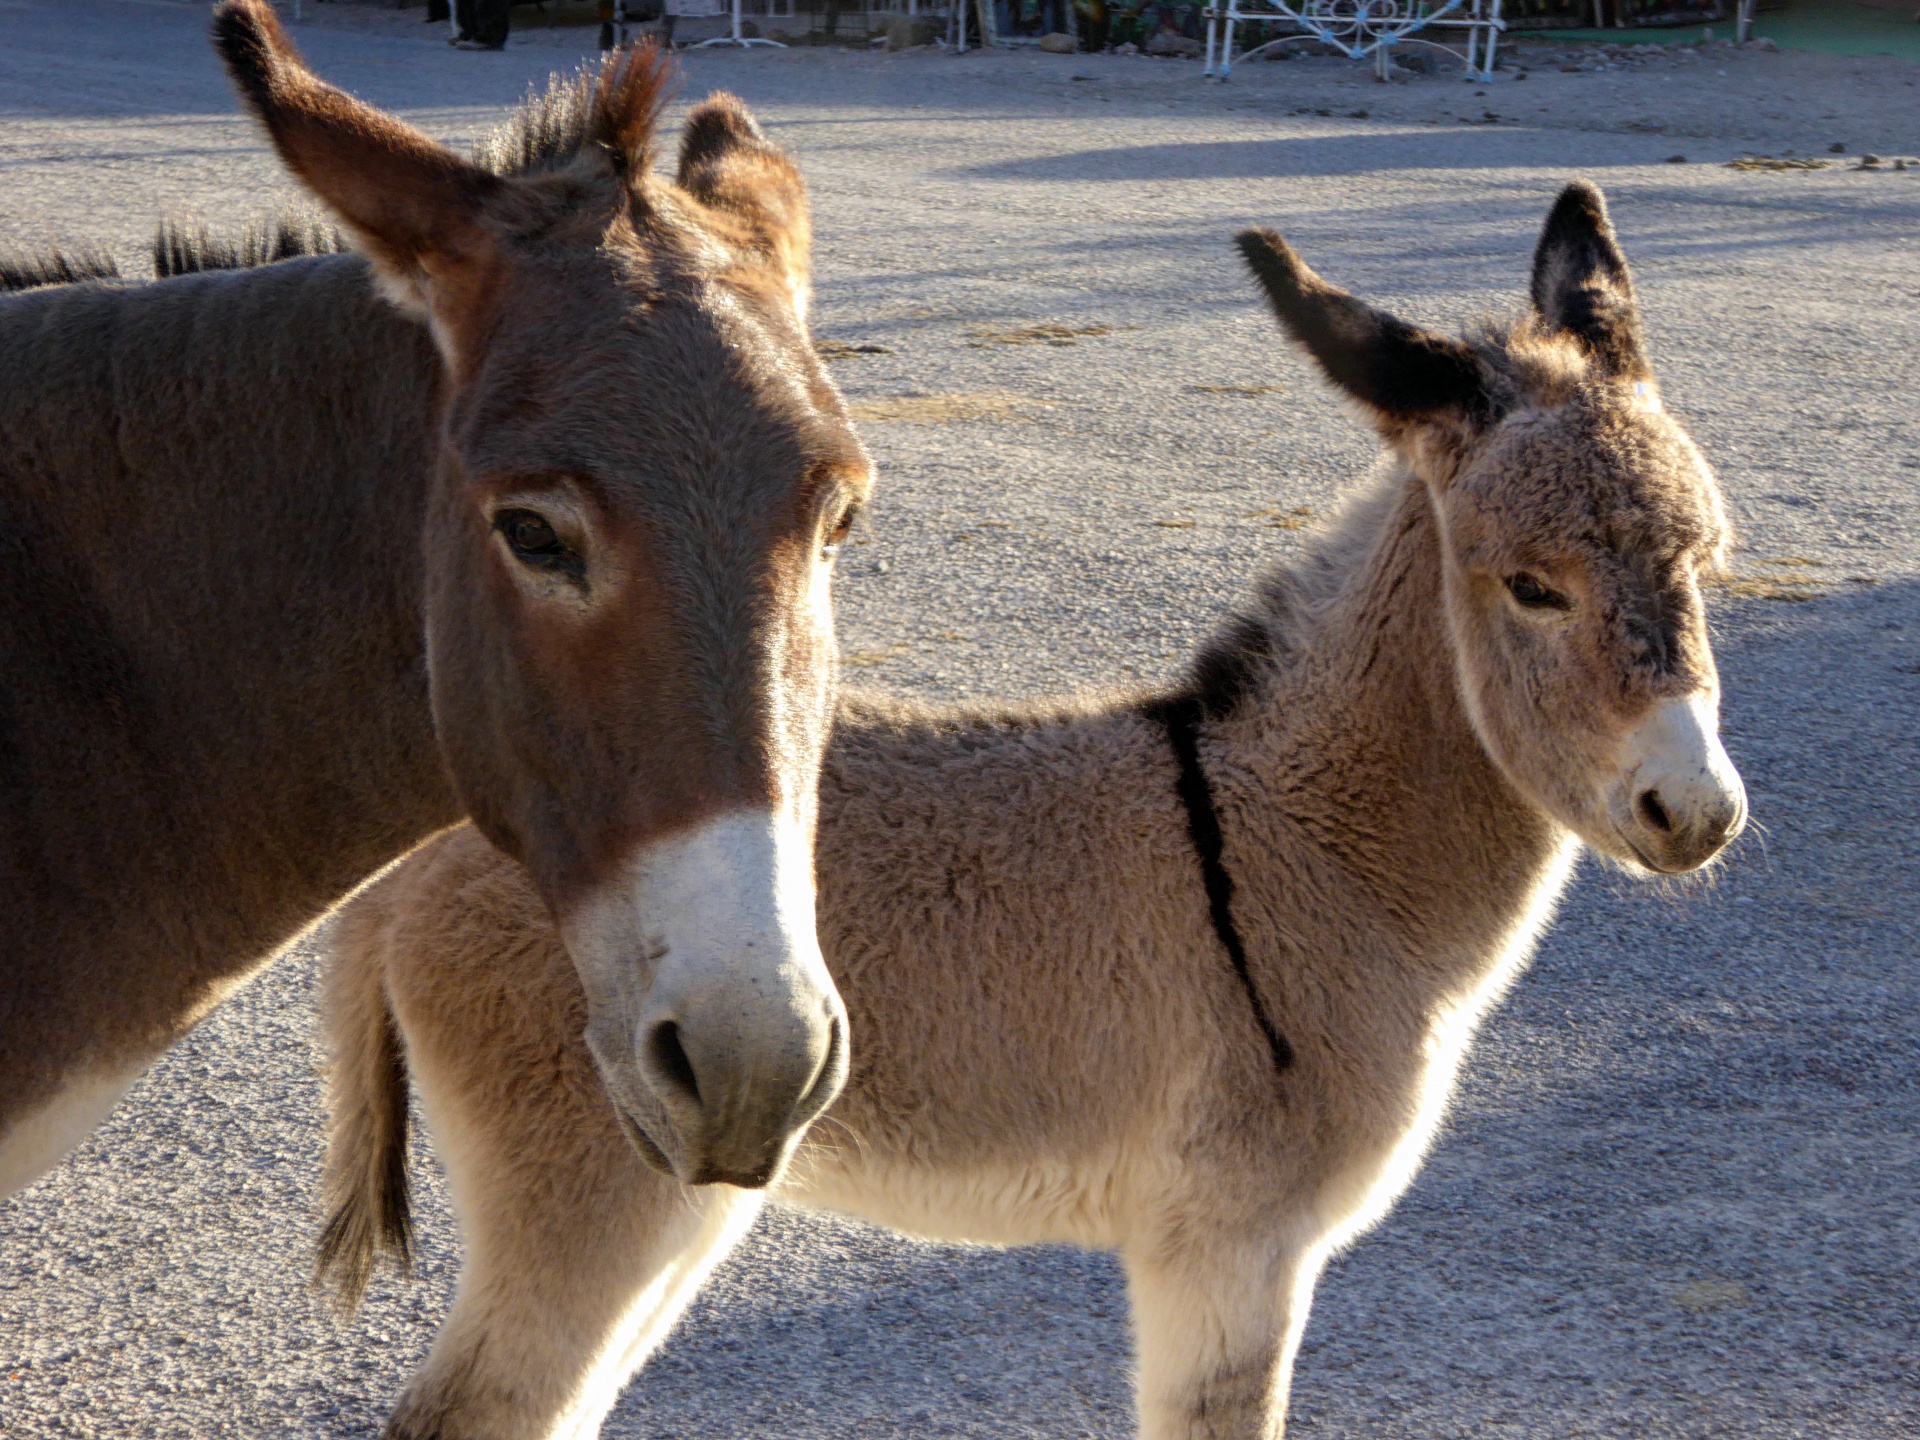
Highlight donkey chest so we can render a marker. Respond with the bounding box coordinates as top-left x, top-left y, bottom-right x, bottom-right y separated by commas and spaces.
1295, 946, 1544, 1243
